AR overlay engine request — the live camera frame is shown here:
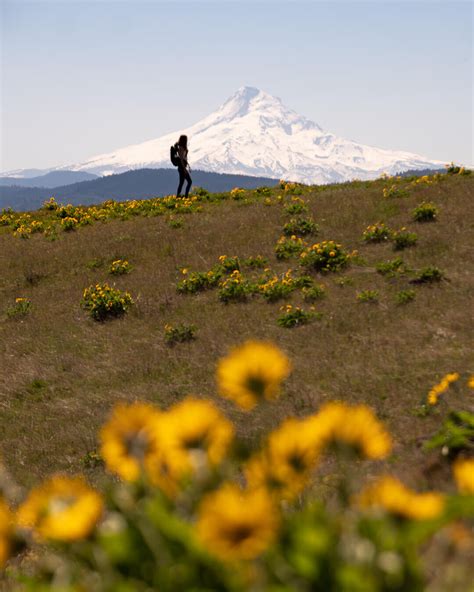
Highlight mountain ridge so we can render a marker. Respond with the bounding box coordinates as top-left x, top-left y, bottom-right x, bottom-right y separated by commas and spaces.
3, 87, 444, 183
